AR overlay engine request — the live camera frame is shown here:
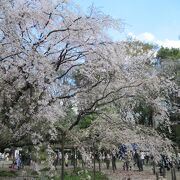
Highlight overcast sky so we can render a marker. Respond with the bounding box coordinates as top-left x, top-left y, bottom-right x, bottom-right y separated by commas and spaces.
75, 0, 180, 48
